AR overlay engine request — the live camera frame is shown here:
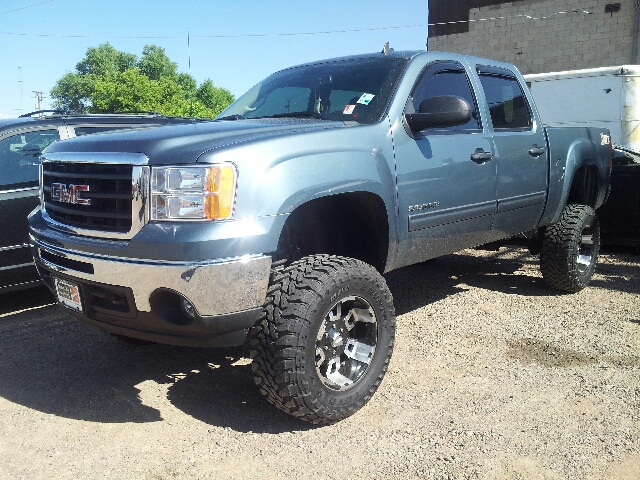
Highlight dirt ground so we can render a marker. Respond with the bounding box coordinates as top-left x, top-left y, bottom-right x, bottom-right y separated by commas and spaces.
0, 246, 638, 480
